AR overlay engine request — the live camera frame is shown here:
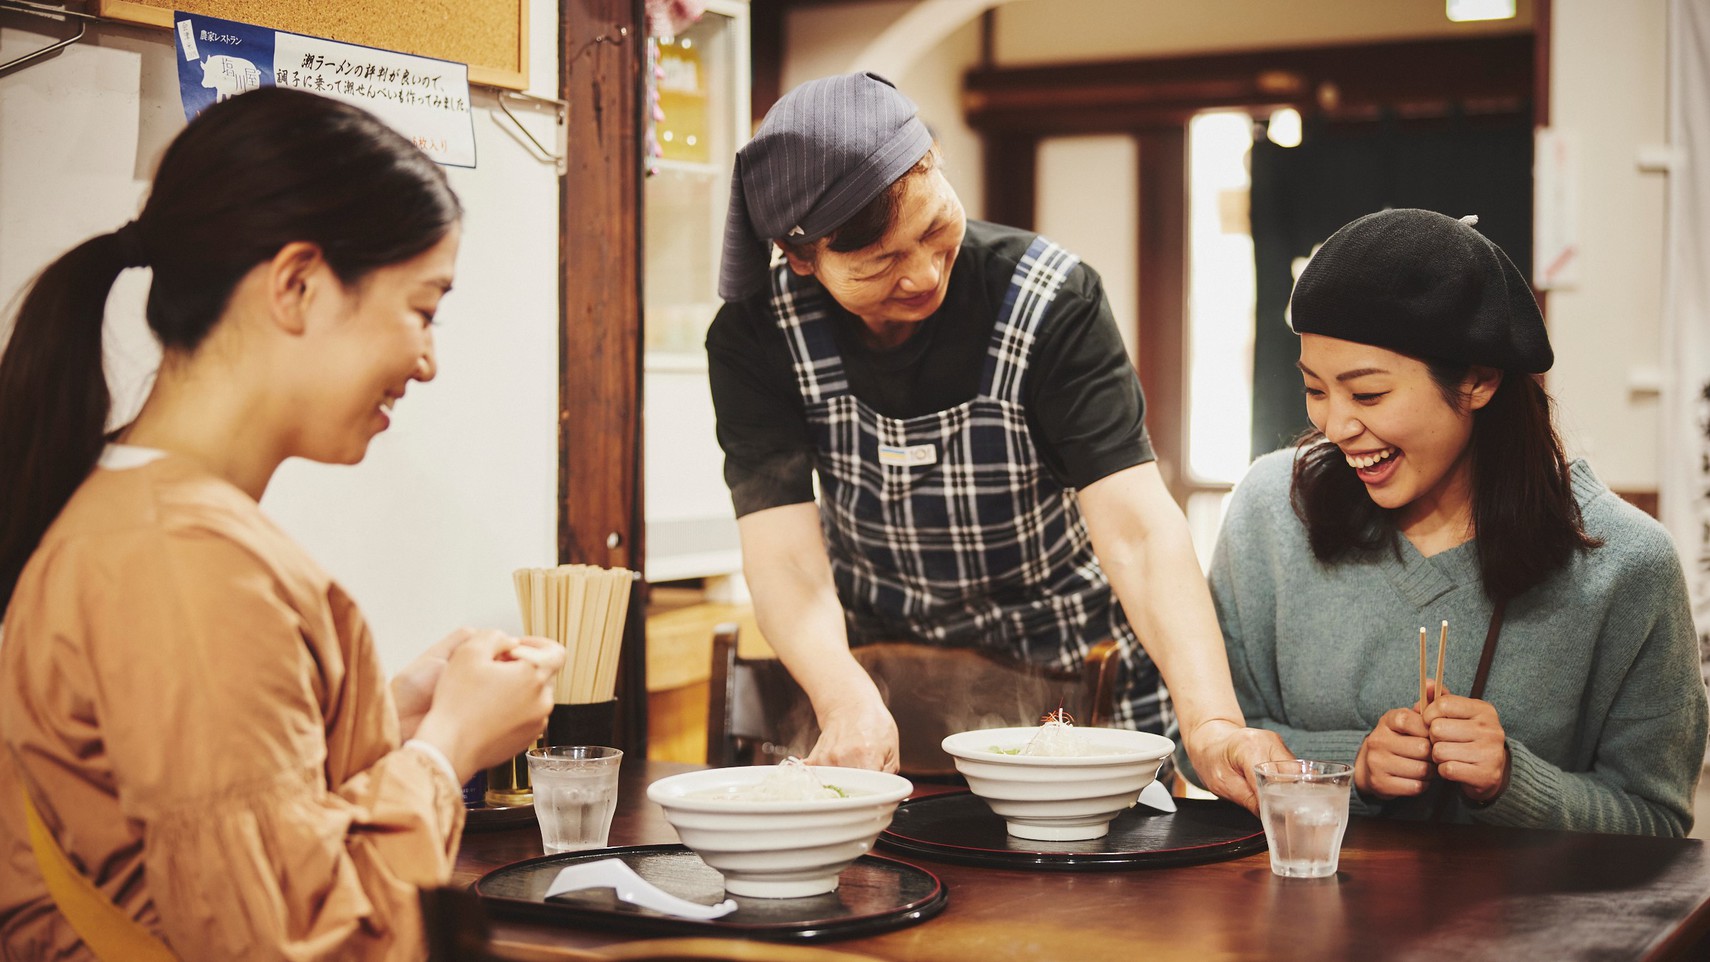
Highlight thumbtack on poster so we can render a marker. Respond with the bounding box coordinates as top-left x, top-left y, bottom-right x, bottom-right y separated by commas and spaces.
172, 11, 476, 168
